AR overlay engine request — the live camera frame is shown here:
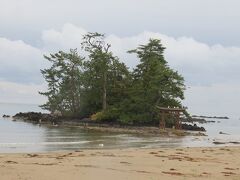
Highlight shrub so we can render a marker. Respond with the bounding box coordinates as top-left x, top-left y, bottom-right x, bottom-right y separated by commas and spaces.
118, 113, 153, 125
90, 107, 120, 122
